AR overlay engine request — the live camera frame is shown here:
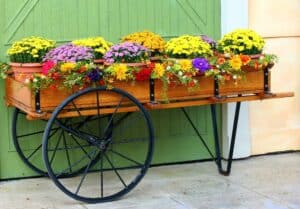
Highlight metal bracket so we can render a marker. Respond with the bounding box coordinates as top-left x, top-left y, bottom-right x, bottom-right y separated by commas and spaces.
214, 77, 219, 97
264, 68, 270, 93
35, 91, 42, 113
149, 78, 157, 104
